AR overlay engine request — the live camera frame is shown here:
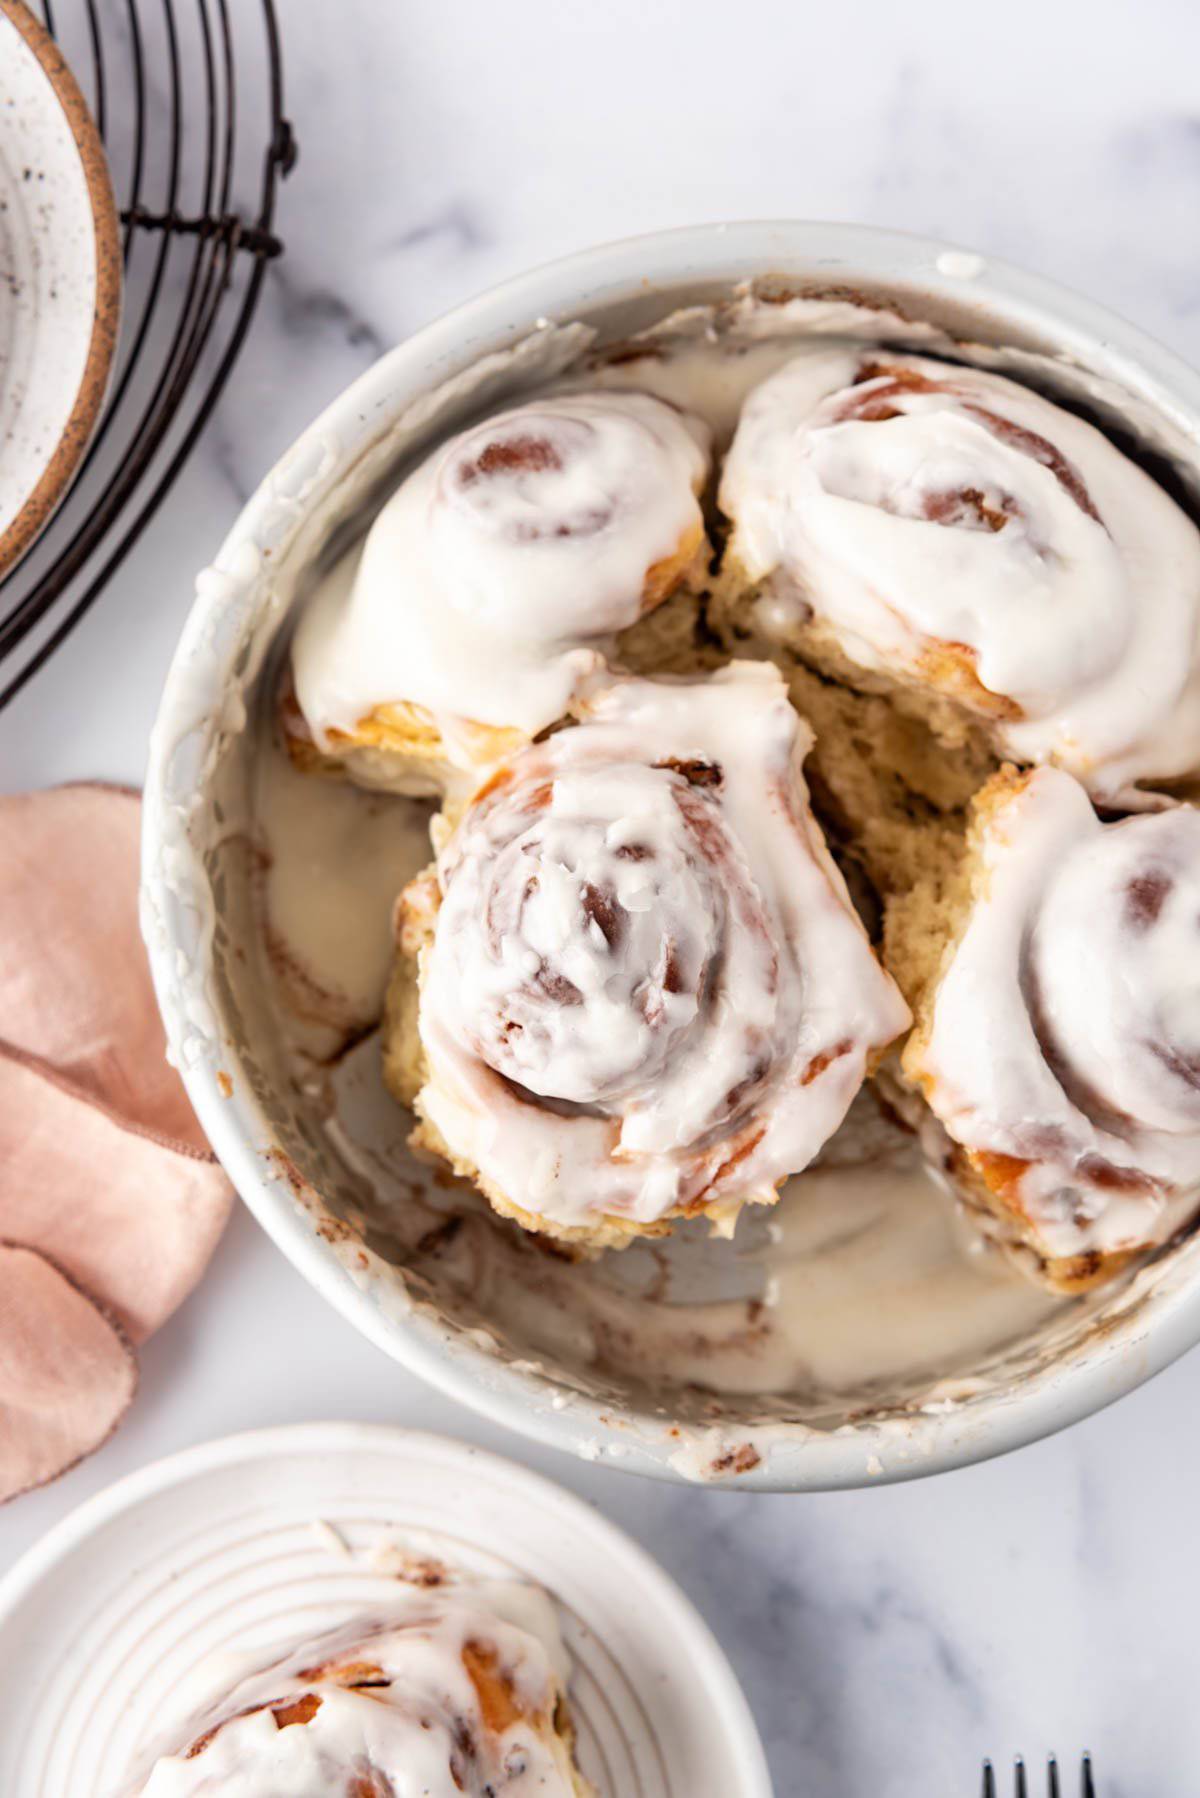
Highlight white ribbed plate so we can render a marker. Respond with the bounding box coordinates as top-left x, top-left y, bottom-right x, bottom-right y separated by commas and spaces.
0, 1424, 771, 1798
